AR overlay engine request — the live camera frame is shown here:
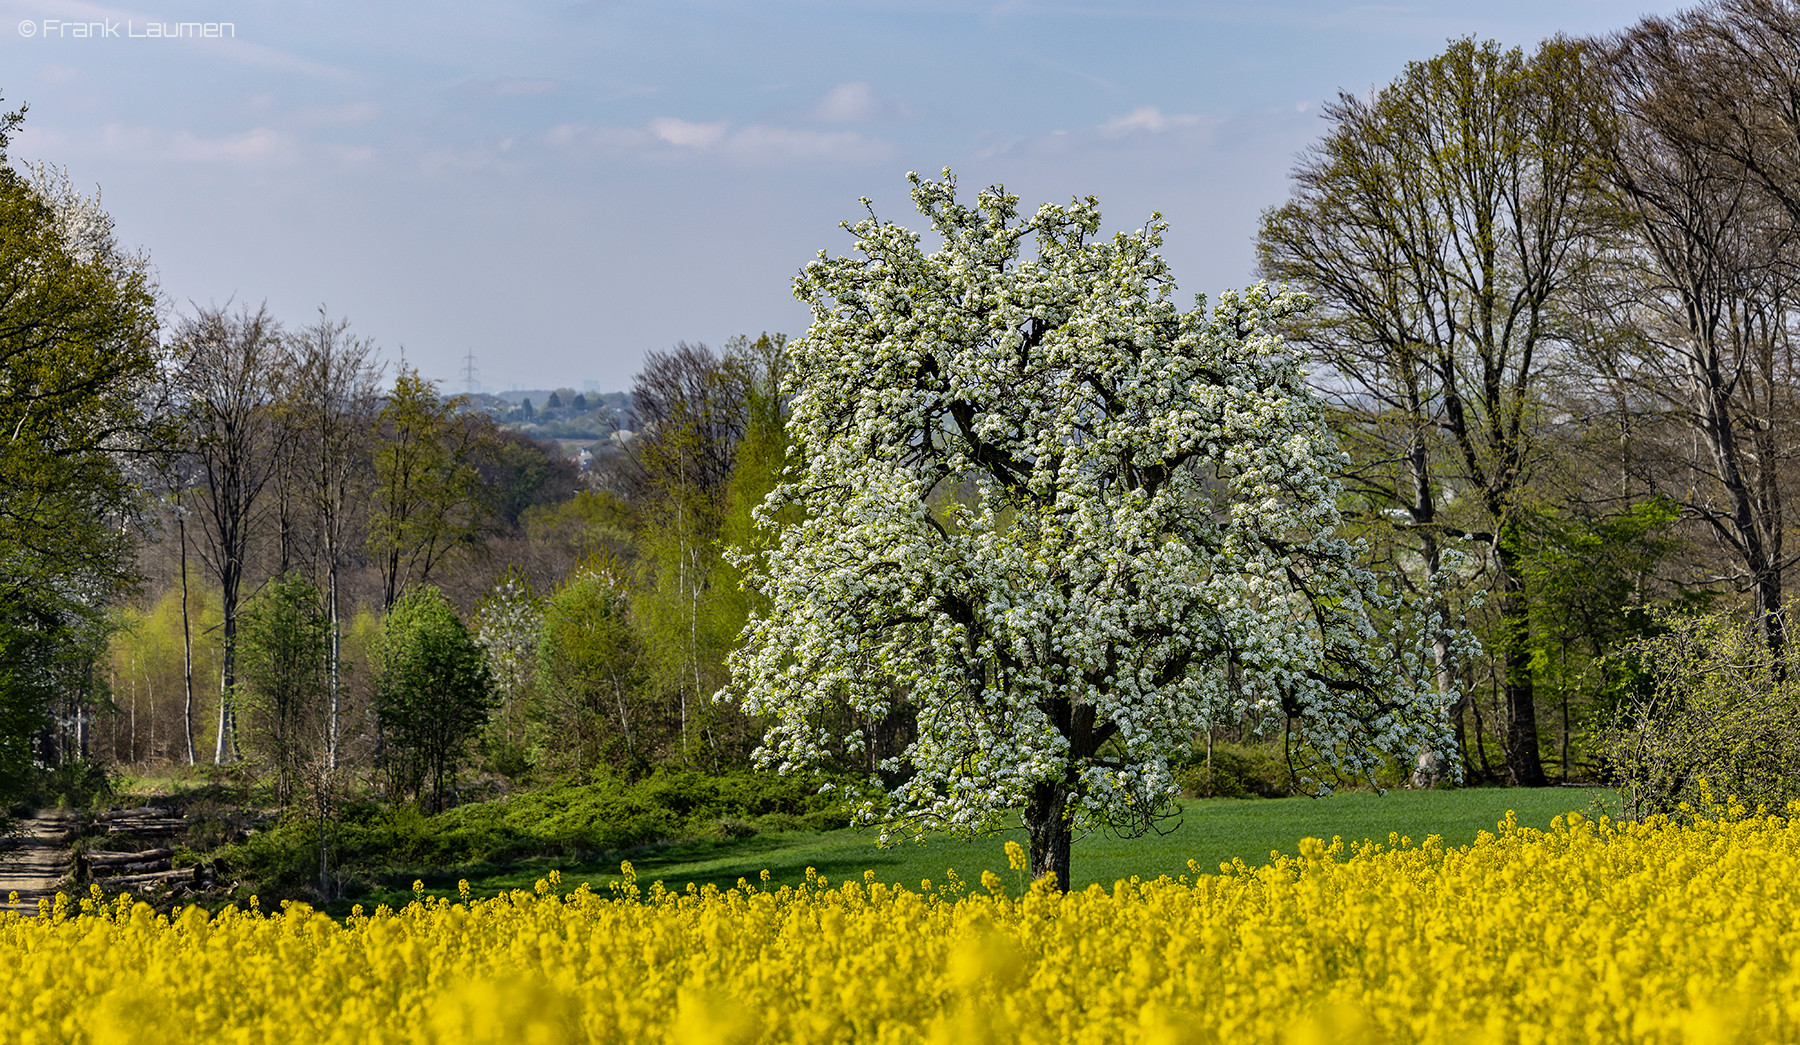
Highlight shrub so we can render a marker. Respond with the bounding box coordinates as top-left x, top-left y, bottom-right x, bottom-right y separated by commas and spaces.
373, 587, 495, 812
220, 768, 849, 895
1602, 607, 1800, 818
1172, 741, 1297, 799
